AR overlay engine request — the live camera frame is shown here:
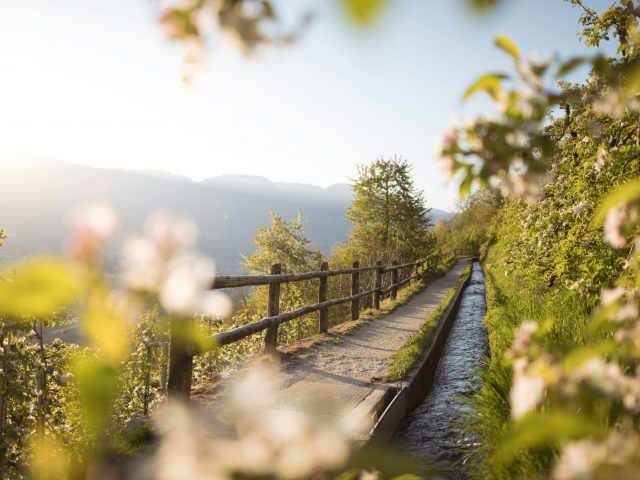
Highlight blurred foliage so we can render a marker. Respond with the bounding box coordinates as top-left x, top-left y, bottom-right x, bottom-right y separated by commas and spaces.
0, 259, 80, 319
10, 0, 640, 478
467, 0, 503, 14
340, 0, 389, 24
442, 1, 640, 479
438, 2, 640, 199
432, 189, 501, 259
